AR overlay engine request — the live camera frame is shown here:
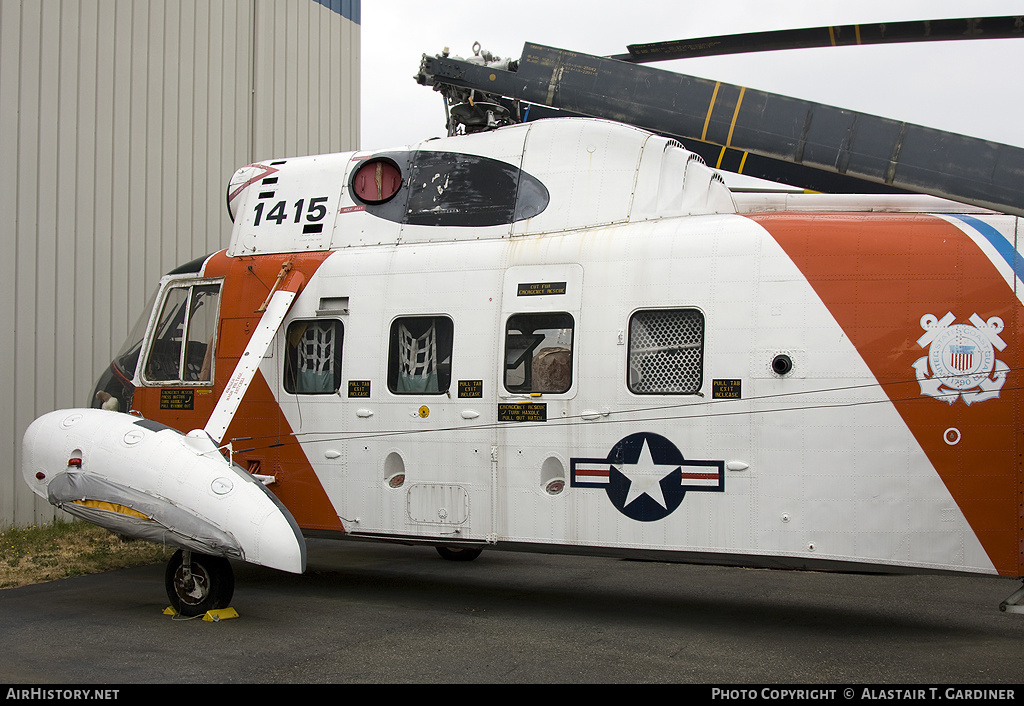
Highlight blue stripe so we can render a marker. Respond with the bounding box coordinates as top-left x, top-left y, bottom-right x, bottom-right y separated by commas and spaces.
949, 213, 1024, 285
311, 0, 360, 24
